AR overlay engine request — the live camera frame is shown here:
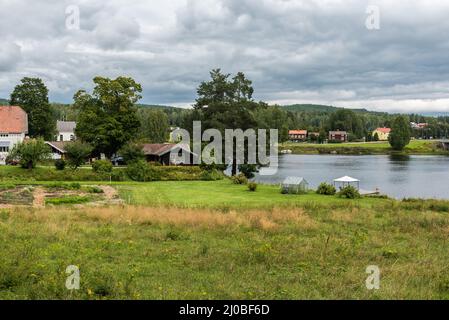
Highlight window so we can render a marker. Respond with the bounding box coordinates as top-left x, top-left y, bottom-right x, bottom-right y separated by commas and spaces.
70, 135, 75, 141
60, 135, 63, 141
0, 146, 9, 152
0, 134, 8, 137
